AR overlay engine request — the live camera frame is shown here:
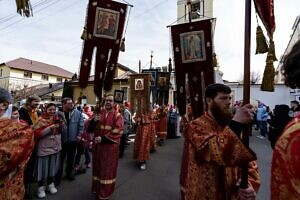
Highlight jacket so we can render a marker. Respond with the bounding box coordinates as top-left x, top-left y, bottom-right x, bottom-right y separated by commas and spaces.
59, 109, 84, 143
